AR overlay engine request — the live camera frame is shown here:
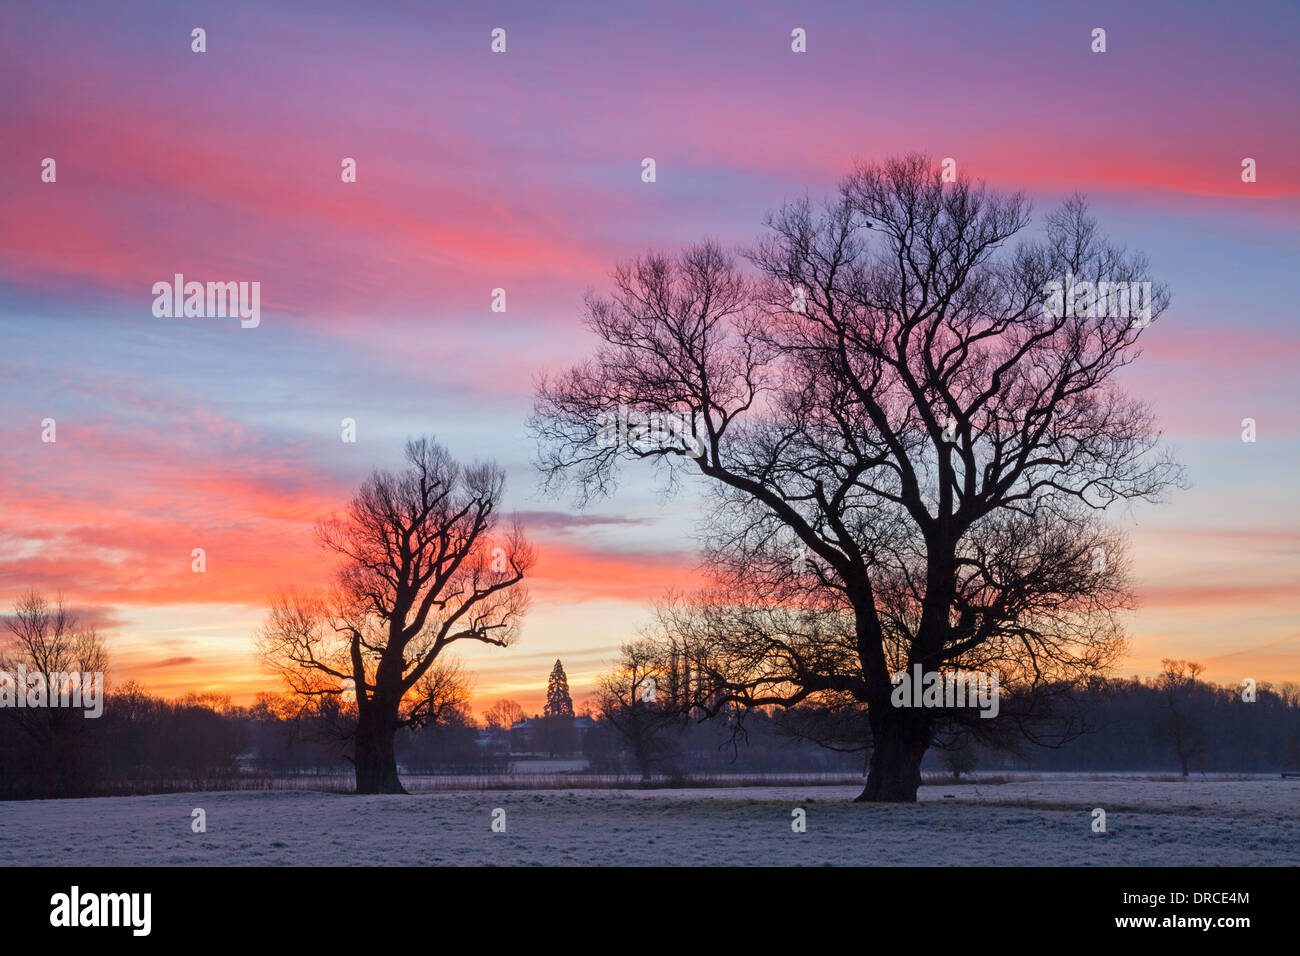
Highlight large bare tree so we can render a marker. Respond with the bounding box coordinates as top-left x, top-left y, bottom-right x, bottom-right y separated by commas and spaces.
259, 437, 533, 793
531, 155, 1181, 802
